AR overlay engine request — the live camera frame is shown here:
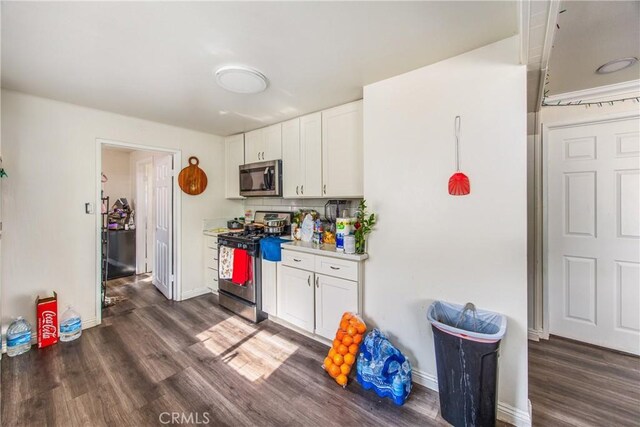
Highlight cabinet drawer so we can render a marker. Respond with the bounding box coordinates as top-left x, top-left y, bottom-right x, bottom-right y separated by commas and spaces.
205, 236, 218, 249
205, 247, 218, 270
281, 250, 315, 271
205, 267, 219, 292
315, 256, 358, 281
